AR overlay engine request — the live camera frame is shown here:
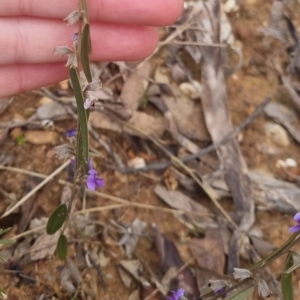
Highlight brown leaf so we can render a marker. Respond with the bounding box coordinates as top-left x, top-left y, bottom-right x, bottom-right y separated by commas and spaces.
162, 84, 210, 142
89, 110, 166, 137
189, 229, 225, 276
17, 177, 40, 234
120, 61, 153, 112
264, 102, 300, 144
153, 227, 200, 300
119, 260, 151, 288
154, 185, 216, 229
